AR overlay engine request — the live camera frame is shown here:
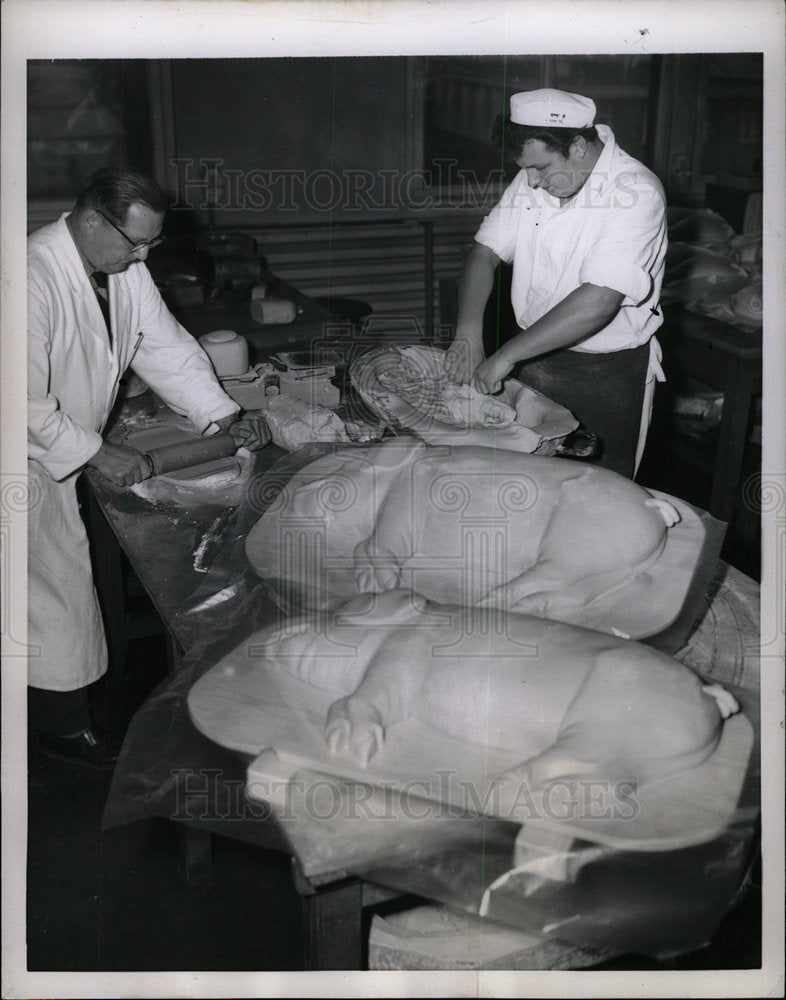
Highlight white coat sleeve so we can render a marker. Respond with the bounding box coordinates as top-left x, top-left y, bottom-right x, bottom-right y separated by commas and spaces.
27, 277, 104, 482
128, 267, 240, 433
